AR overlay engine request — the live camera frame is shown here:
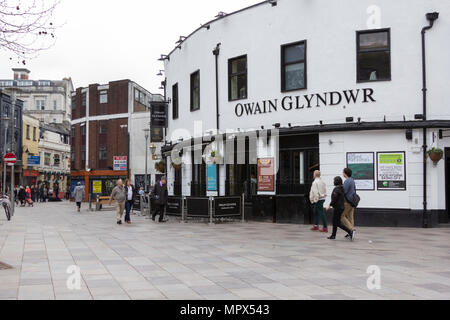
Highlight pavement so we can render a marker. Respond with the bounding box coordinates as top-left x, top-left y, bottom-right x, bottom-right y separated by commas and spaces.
0, 201, 449, 300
